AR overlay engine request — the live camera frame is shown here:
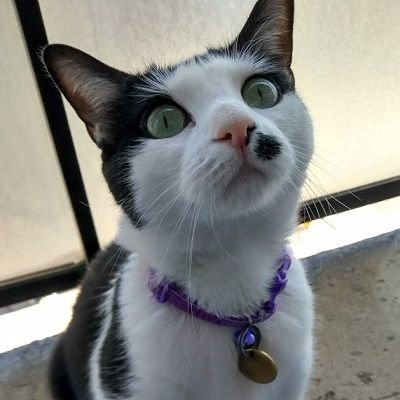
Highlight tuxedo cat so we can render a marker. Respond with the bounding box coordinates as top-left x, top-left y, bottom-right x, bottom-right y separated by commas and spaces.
43, 1, 314, 399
